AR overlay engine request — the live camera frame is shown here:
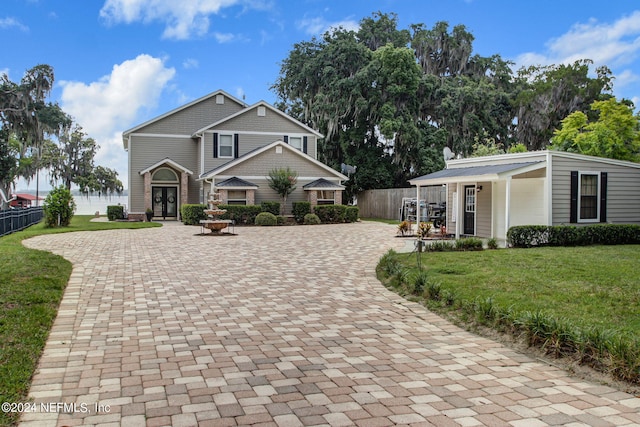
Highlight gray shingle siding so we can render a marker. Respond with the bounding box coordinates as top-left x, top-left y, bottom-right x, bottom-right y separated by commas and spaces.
217, 146, 334, 178
128, 135, 199, 212
551, 155, 640, 225
136, 96, 244, 135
